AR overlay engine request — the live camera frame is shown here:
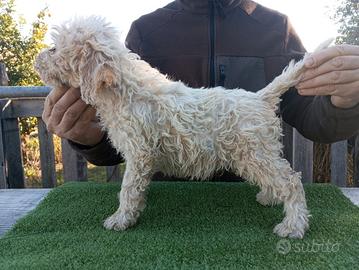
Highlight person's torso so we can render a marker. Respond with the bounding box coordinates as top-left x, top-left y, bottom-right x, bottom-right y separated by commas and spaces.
127, 0, 305, 91
125, 0, 306, 181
